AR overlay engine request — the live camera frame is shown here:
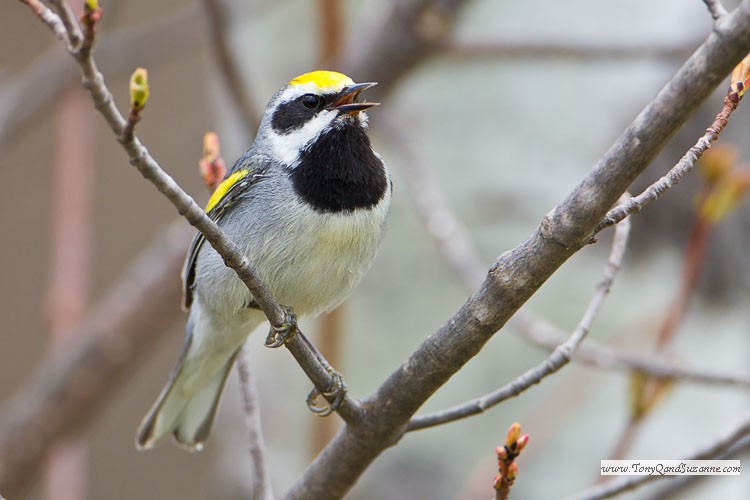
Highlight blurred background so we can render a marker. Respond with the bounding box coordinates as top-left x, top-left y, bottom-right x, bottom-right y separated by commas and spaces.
1, 0, 748, 499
